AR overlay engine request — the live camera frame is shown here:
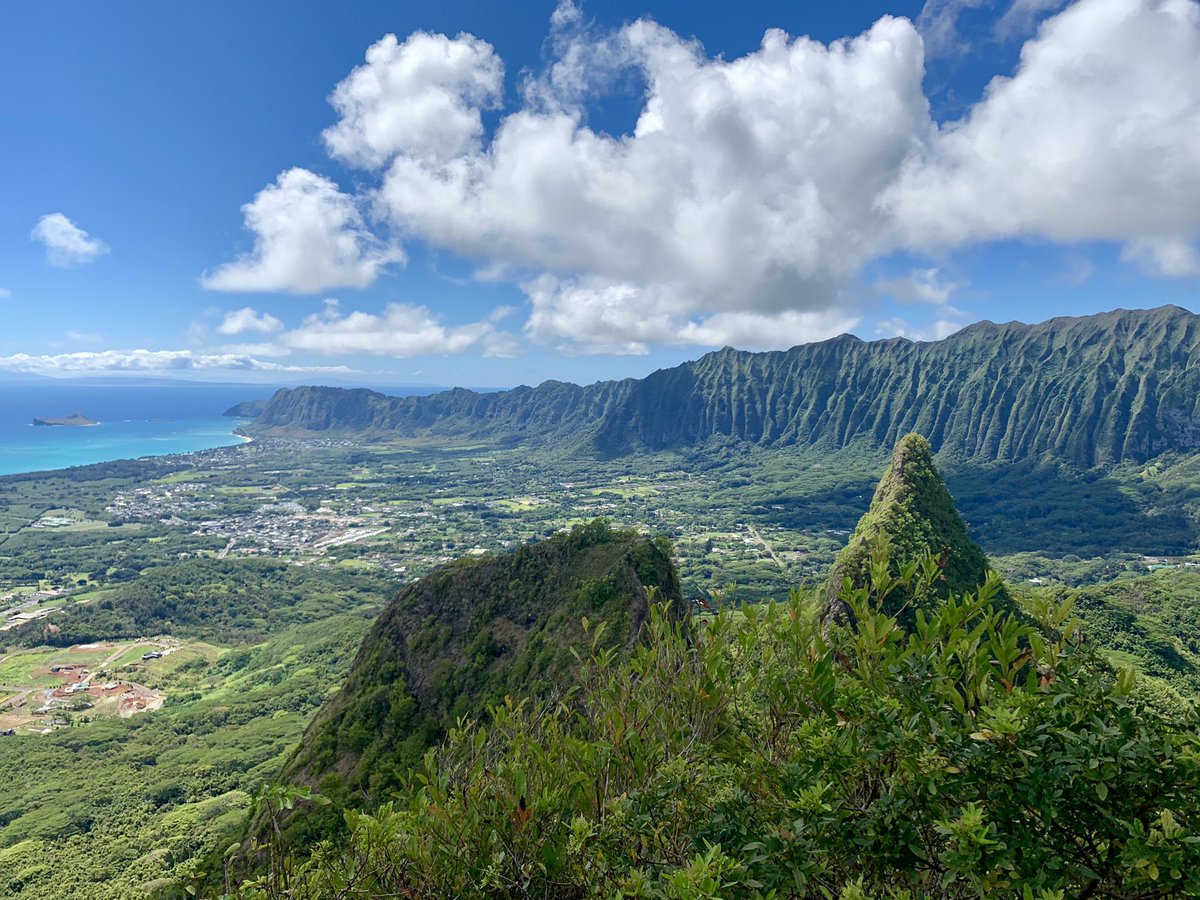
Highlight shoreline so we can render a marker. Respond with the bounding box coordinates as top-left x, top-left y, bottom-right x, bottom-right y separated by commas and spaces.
0, 422, 251, 479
